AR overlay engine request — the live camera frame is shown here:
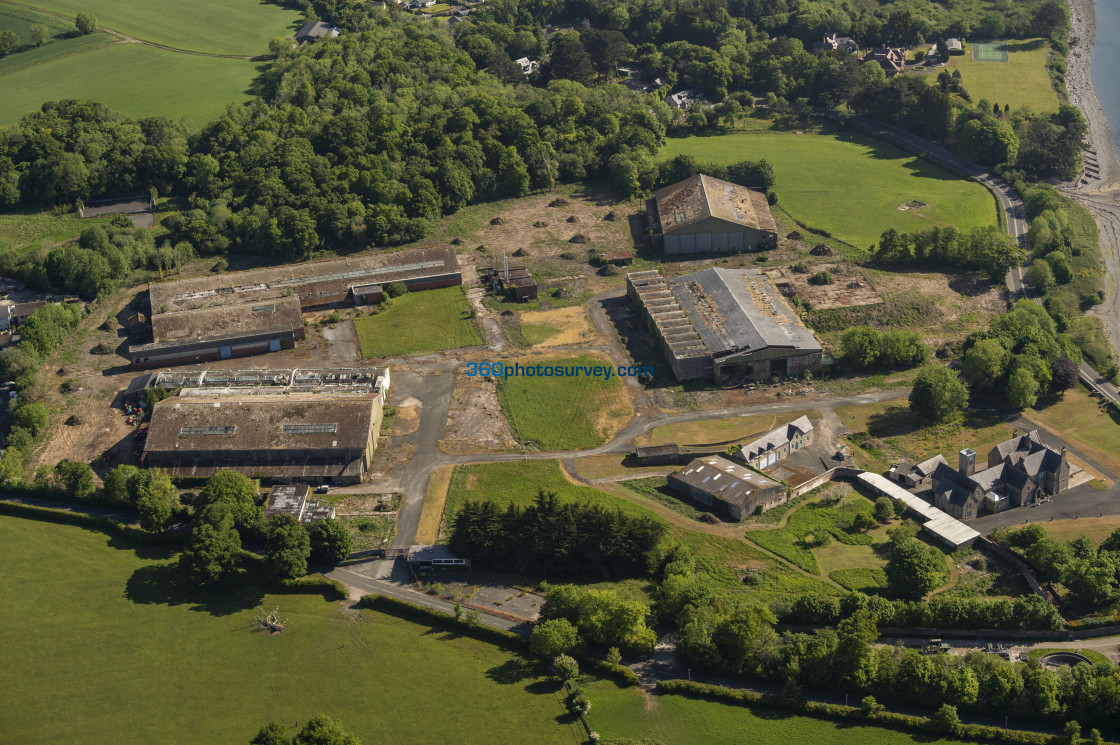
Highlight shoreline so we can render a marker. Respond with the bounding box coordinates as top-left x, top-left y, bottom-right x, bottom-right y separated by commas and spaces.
1065, 0, 1120, 189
